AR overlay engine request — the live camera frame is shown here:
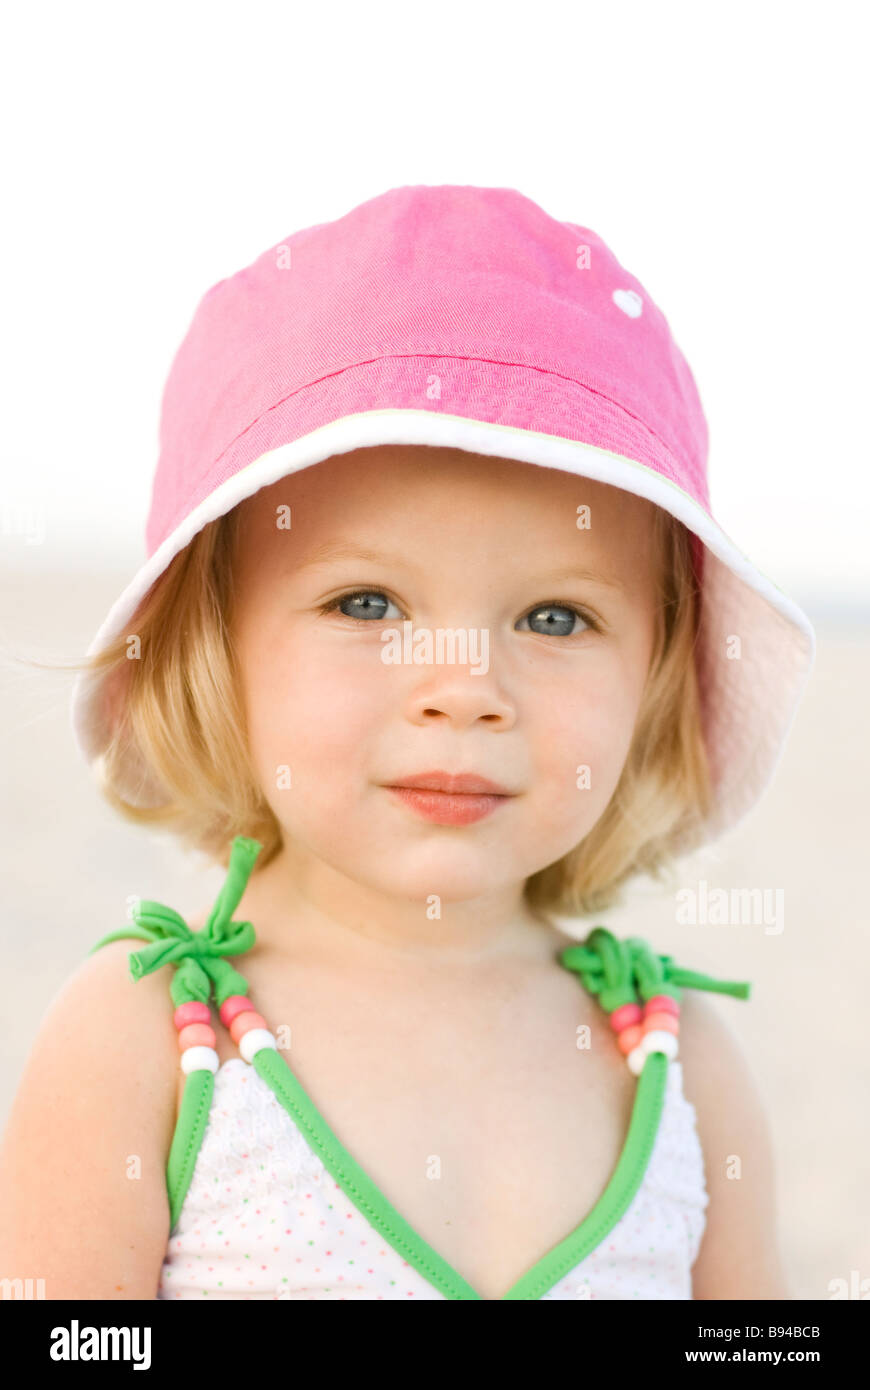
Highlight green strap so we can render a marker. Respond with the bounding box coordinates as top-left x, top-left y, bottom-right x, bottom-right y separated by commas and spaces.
560, 925, 752, 1012
87, 834, 265, 1234
87, 835, 264, 1008
166, 1069, 215, 1231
